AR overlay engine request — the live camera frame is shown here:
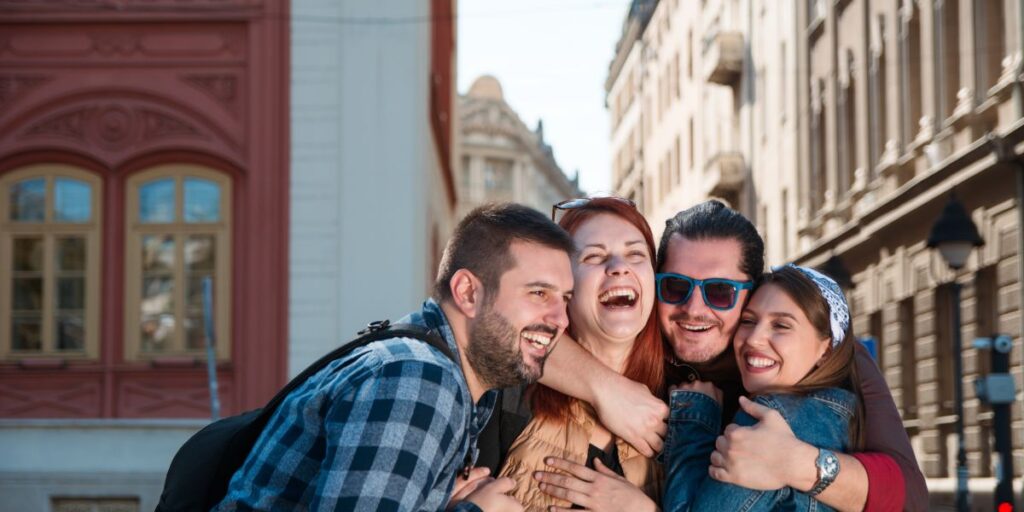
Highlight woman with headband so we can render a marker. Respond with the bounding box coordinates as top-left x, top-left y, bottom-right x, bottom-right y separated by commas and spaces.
662, 264, 865, 511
